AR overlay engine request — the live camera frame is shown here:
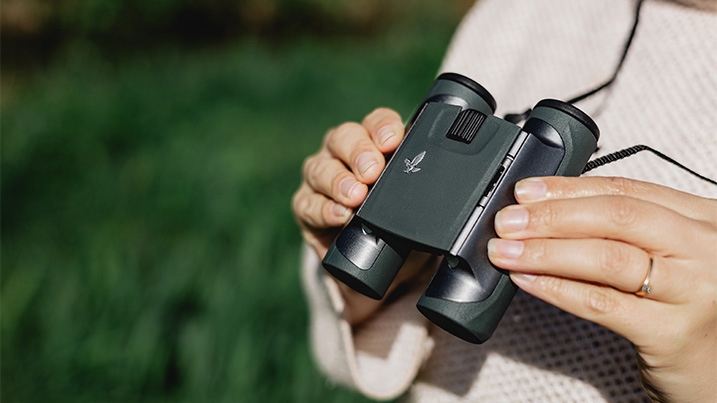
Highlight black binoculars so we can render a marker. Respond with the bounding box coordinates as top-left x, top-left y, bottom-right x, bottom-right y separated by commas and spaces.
323, 73, 599, 343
